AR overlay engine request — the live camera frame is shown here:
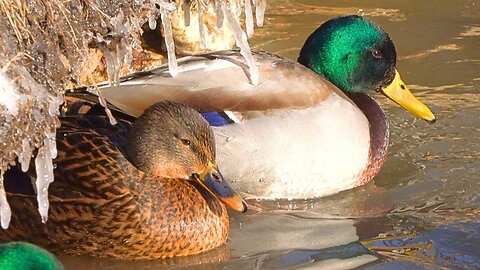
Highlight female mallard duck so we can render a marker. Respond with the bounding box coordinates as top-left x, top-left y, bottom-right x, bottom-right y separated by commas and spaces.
2, 100, 246, 259
87, 15, 436, 199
